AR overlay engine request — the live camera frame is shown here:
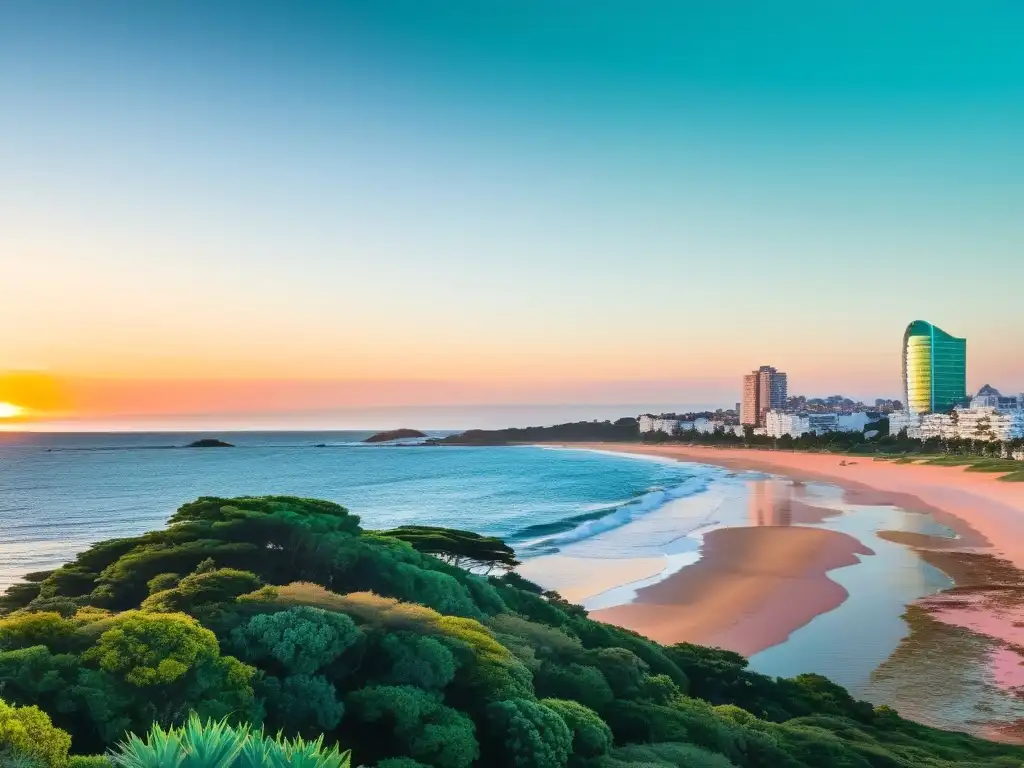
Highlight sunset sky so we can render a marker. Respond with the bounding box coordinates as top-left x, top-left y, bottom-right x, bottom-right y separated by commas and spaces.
2, 3, 1023, 428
